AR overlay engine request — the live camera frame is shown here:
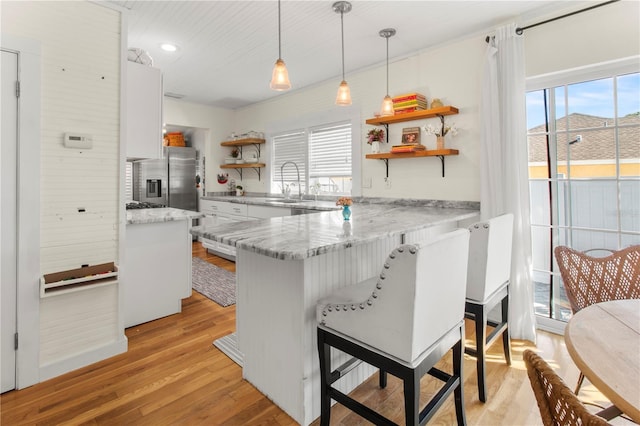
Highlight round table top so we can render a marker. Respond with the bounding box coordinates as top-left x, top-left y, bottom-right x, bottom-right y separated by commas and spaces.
564, 299, 640, 423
